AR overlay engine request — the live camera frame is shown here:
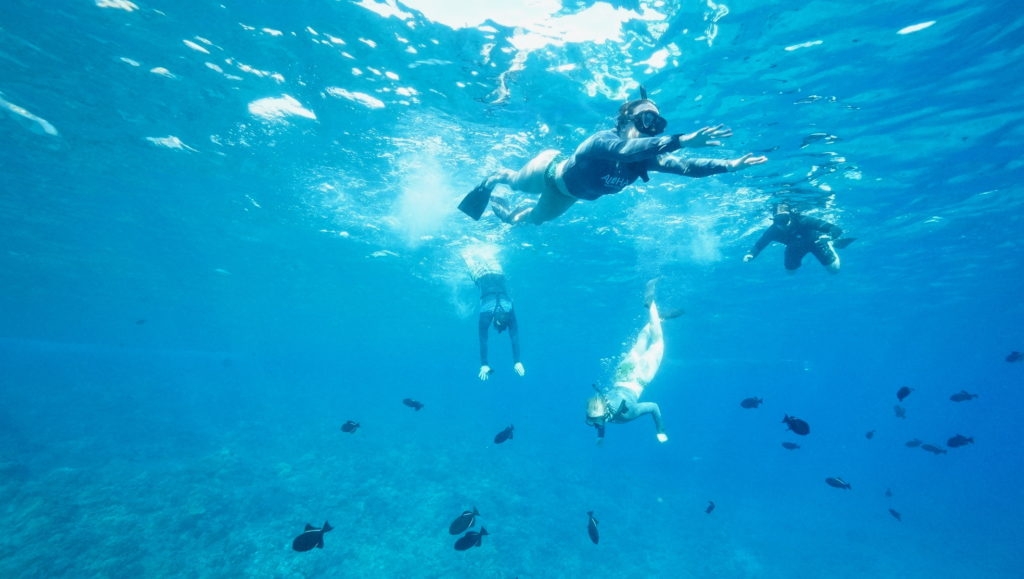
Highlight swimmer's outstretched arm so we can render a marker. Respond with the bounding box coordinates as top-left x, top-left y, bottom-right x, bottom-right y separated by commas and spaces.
677, 124, 733, 148
726, 153, 768, 171
477, 312, 493, 380
508, 311, 525, 376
